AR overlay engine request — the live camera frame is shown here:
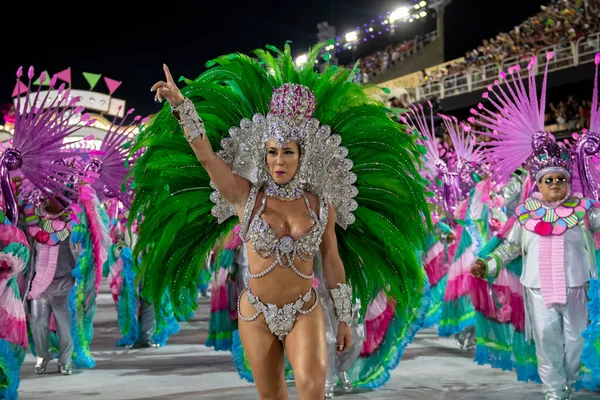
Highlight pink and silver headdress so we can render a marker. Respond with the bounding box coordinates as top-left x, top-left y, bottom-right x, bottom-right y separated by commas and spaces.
469, 52, 571, 185
439, 113, 486, 190
4, 66, 95, 224
402, 103, 461, 214
214, 83, 358, 228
